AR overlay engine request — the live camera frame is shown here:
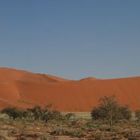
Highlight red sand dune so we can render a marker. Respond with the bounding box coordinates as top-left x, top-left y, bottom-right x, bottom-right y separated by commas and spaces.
0, 67, 140, 112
